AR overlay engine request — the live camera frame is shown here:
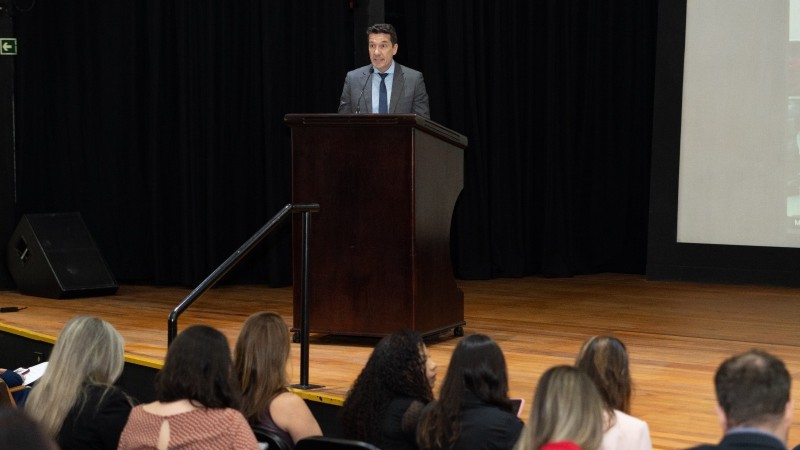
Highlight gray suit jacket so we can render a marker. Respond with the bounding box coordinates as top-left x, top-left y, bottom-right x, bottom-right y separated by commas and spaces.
338, 63, 430, 118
